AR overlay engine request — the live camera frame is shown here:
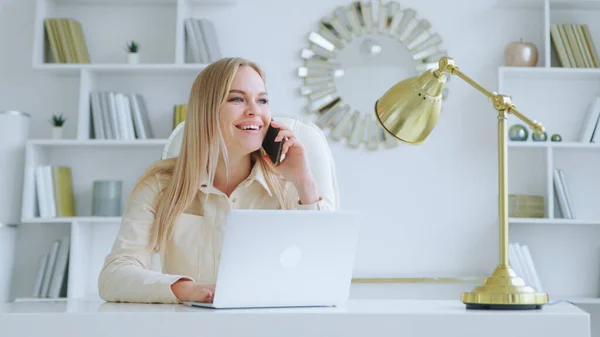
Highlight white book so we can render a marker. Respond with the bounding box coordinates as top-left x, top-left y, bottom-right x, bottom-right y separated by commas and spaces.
513, 243, 533, 286
89, 91, 105, 139
99, 92, 114, 139
192, 19, 210, 63
48, 236, 70, 298
40, 240, 60, 298
521, 245, 543, 292
134, 94, 154, 138
509, 243, 526, 280
184, 18, 201, 63
198, 19, 222, 62
128, 93, 146, 139
108, 92, 121, 140
553, 169, 571, 218
32, 254, 48, 297
579, 96, 600, 142
122, 95, 136, 140
558, 169, 575, 219
35, 166, 47, 217
43, 166, 56, 218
